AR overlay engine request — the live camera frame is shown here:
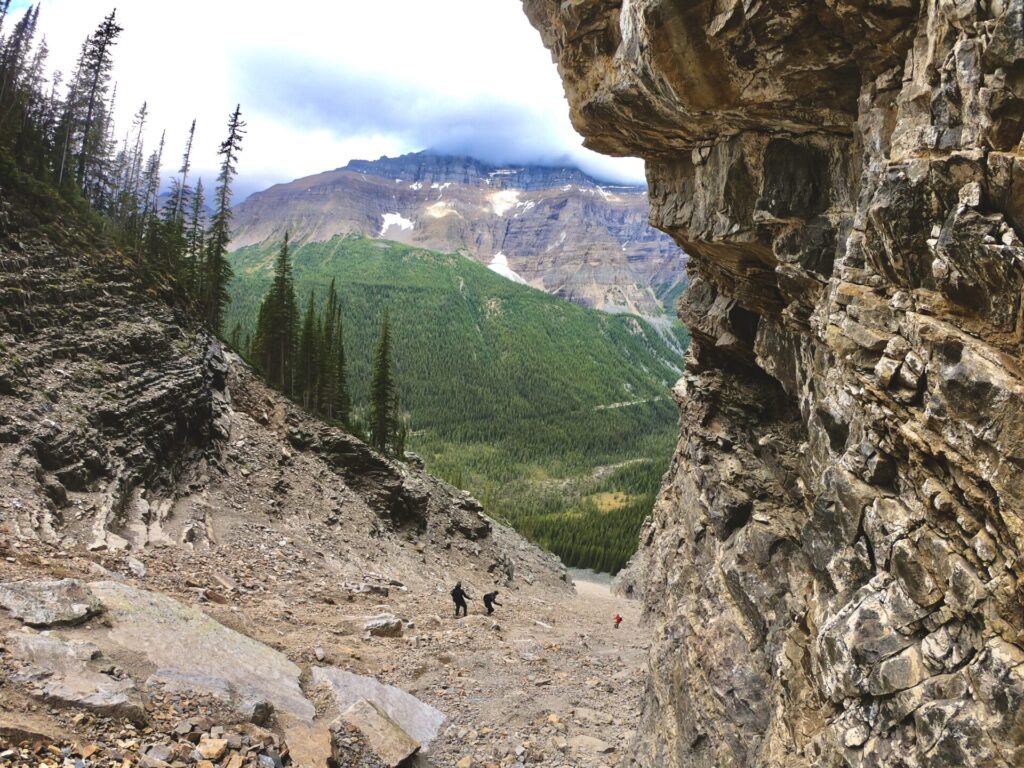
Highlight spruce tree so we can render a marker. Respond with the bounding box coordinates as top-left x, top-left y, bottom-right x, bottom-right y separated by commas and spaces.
72, 10, 121, 197
369, 309, 397, 454
317, 278, 339, 419
296, 289, 318, 410
334, 310, 351, 427
185, 178, 206, 298
252, 233, 297, 393
203, 104, 245, 332
172, 118, 196, 221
